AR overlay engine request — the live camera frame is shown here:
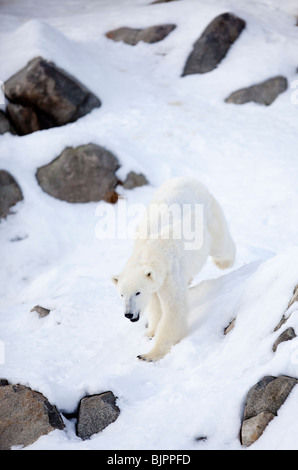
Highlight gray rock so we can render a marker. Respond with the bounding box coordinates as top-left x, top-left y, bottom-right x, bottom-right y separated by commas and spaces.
30, 305, 50, 318
4, 56, 101, 134
225, 76, 288, 106
36, 143, 120, 203
77, 391, 120, 440
122, 171, 149, 189
182, 13, 245, 76
0, 384, 64, 450
288, 285, 298, 309
244, 375, 298, 420
0, 110, 16, 135
272, 327, 296, 352
240, 375, 298, 446
6, 103, 42, 135
0, 170, 23, 219
106, 24, 176, 45
241, 411, 275, 447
